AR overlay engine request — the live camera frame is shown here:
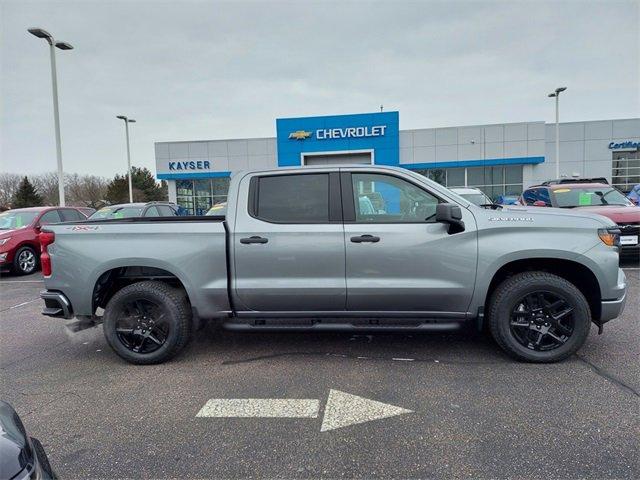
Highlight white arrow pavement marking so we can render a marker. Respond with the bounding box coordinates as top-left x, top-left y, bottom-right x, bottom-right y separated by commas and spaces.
195, 390, 412, 432
196, 399, 320, 418
320, 389, 412, 432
